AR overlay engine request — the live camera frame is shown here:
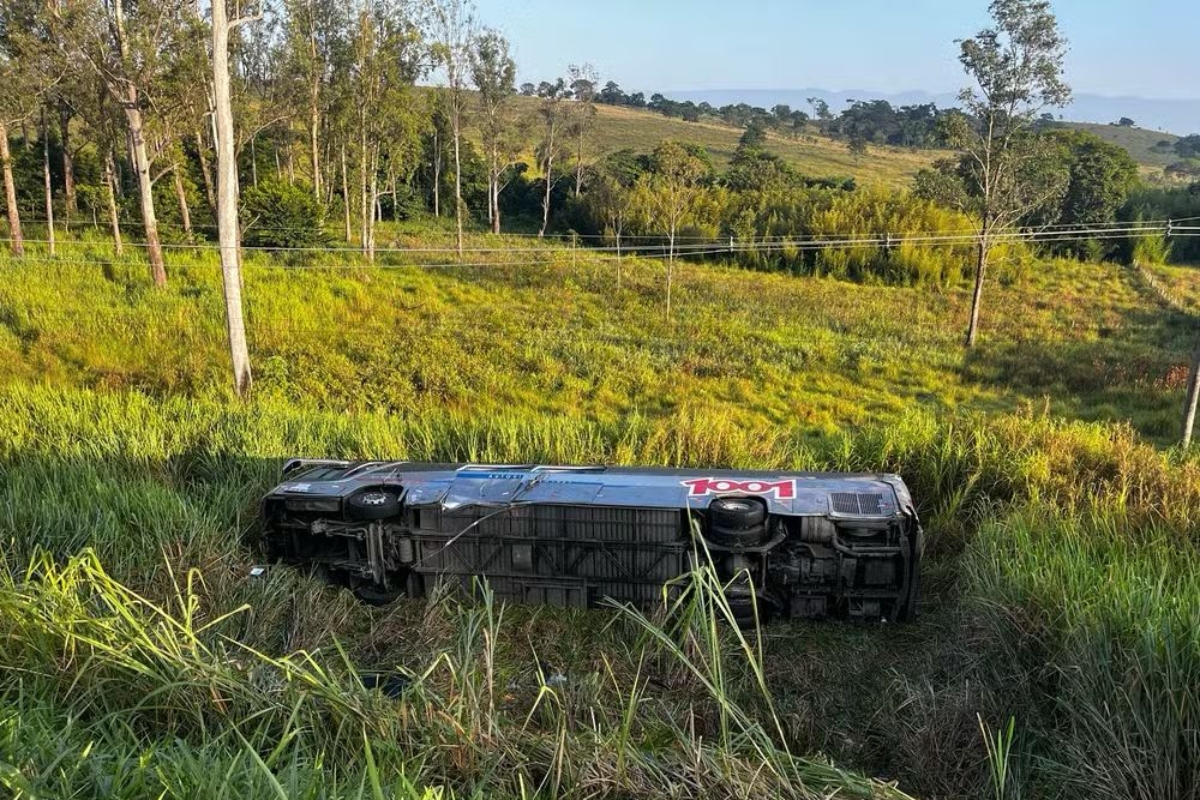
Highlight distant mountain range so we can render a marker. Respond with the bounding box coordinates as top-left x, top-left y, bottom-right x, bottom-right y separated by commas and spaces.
667, 89, 1200, 137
